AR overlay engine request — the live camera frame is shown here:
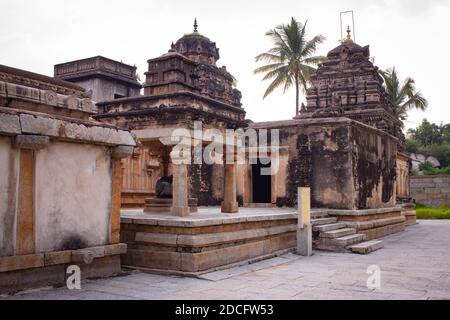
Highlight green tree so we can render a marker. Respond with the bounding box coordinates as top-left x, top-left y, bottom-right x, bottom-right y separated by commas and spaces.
254, 17, 326, 115
380, 67, 428, 123
408, 119, 443, 146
